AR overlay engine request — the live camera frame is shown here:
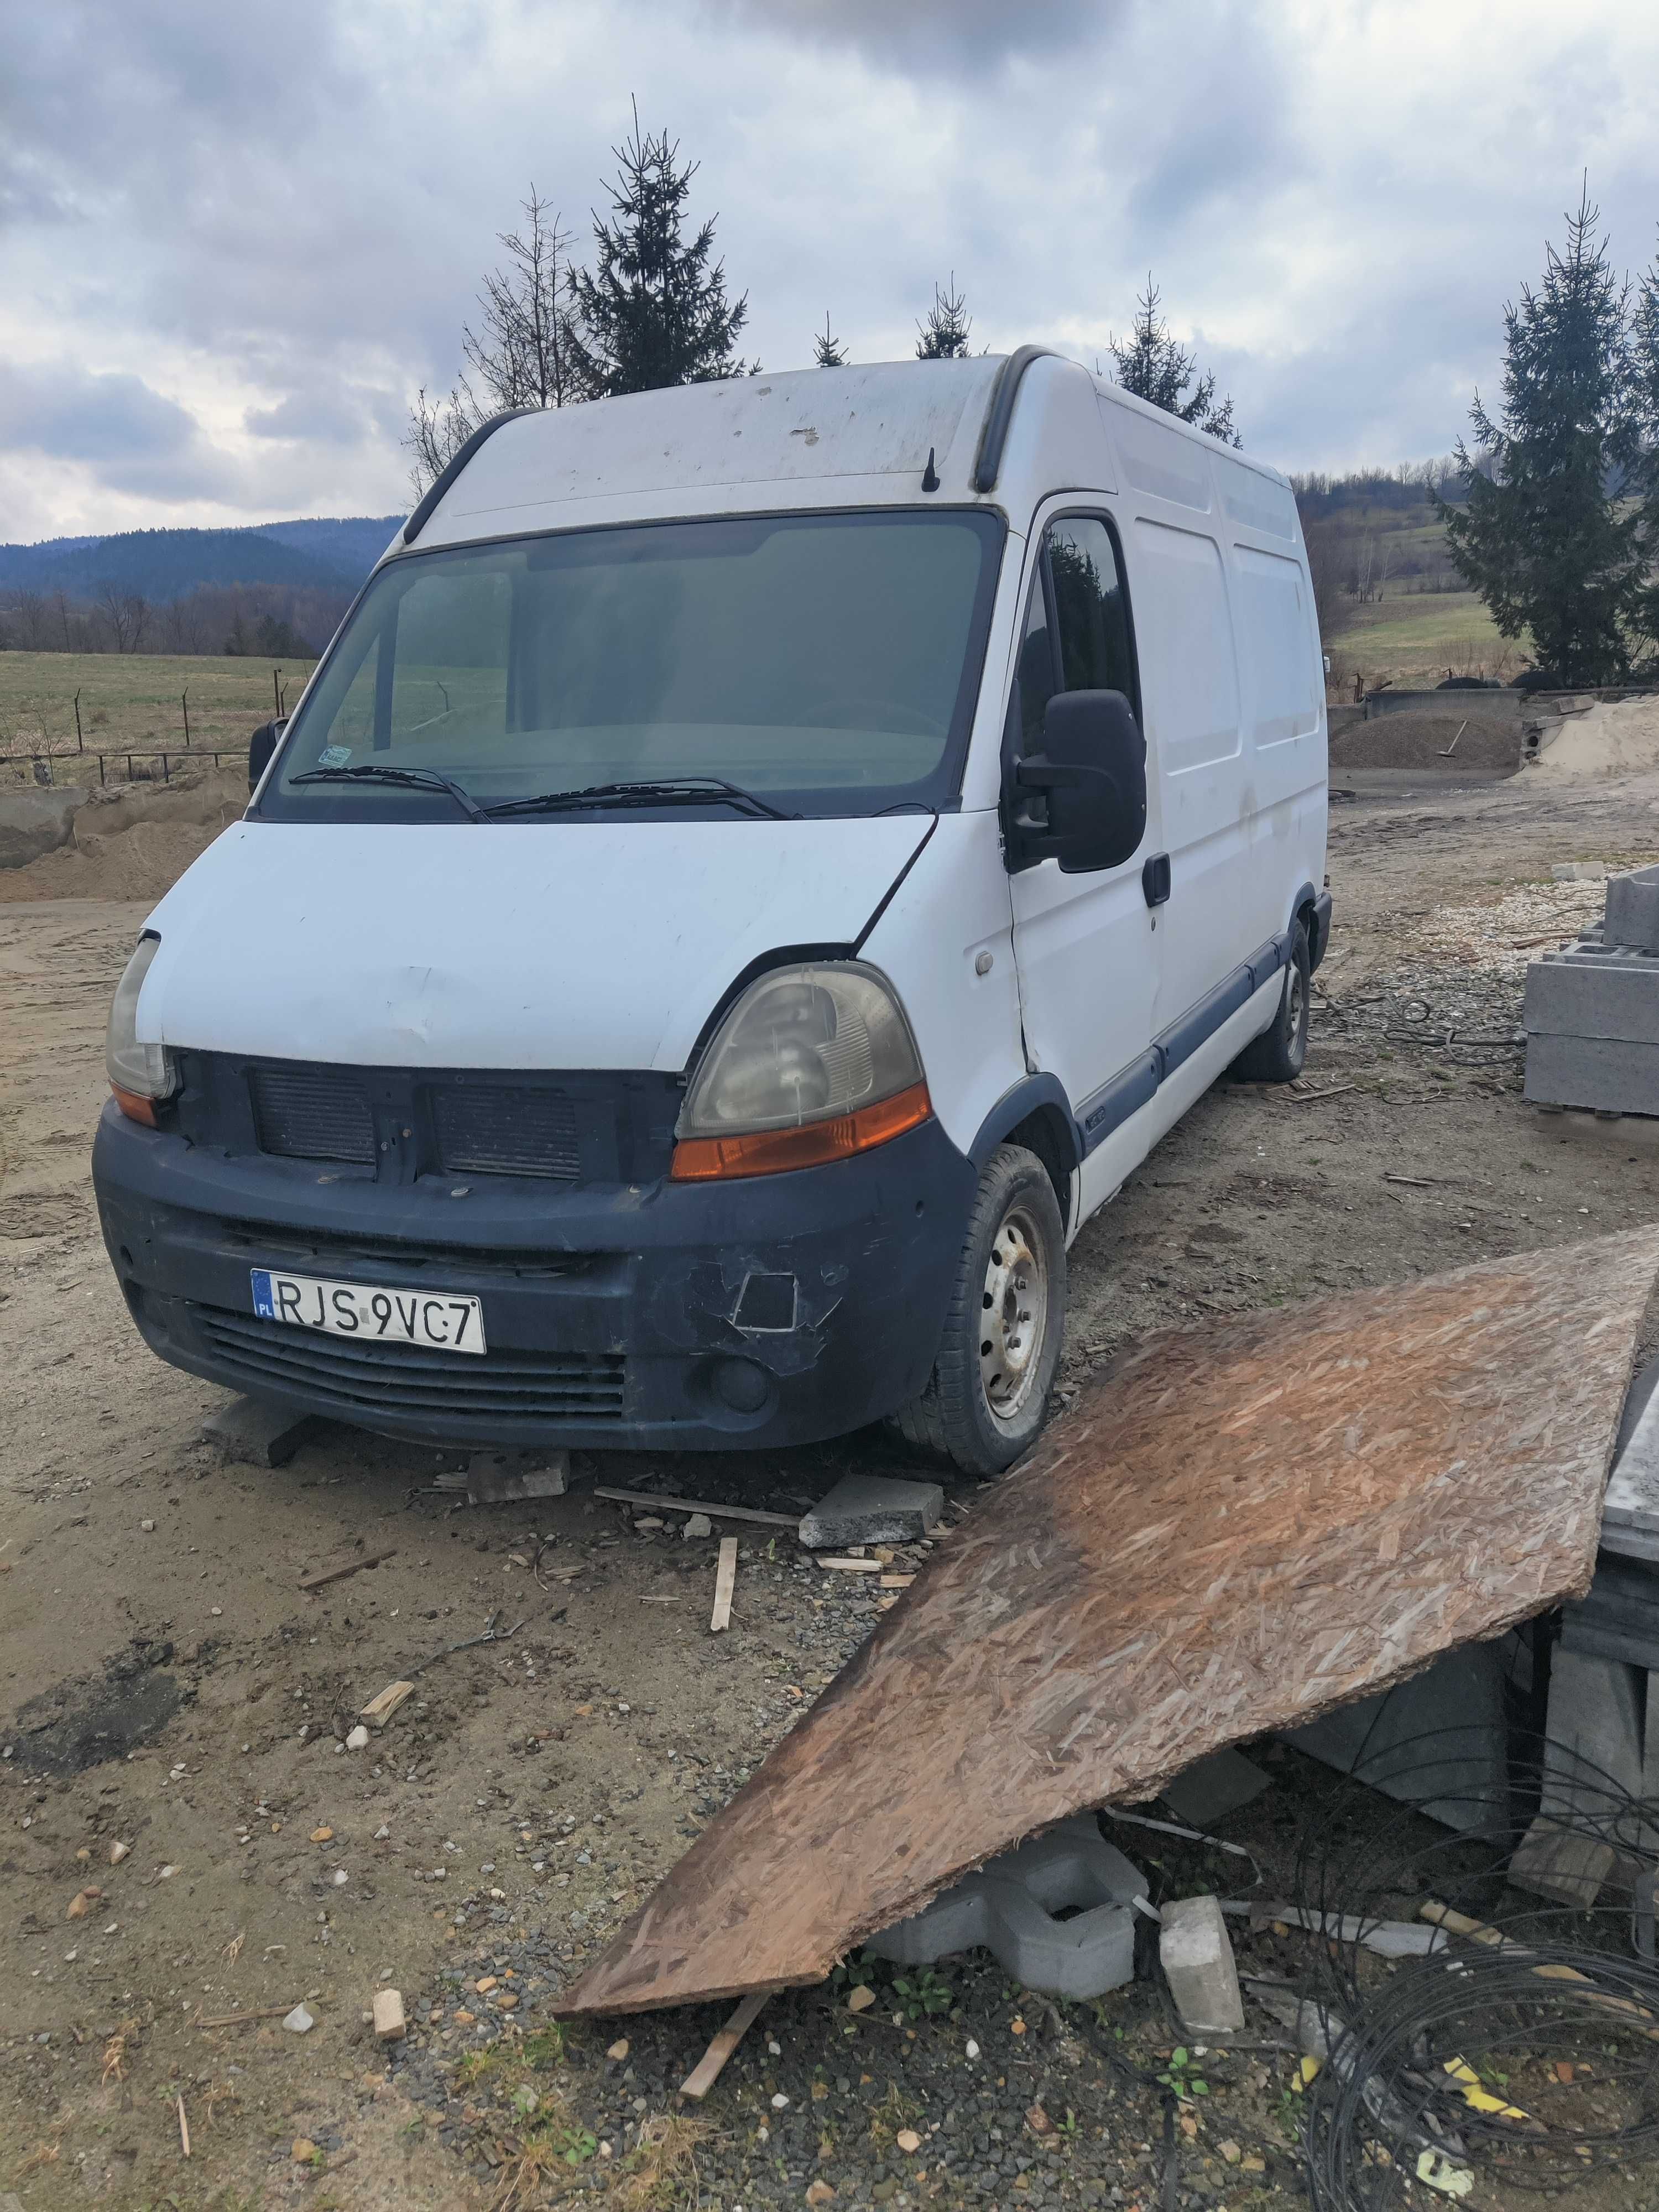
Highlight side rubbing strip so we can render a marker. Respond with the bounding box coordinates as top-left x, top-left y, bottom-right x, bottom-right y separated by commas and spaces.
1076, 1052, 1161, 1156
972, 347, 1060, 495
403, 407, 537, 546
